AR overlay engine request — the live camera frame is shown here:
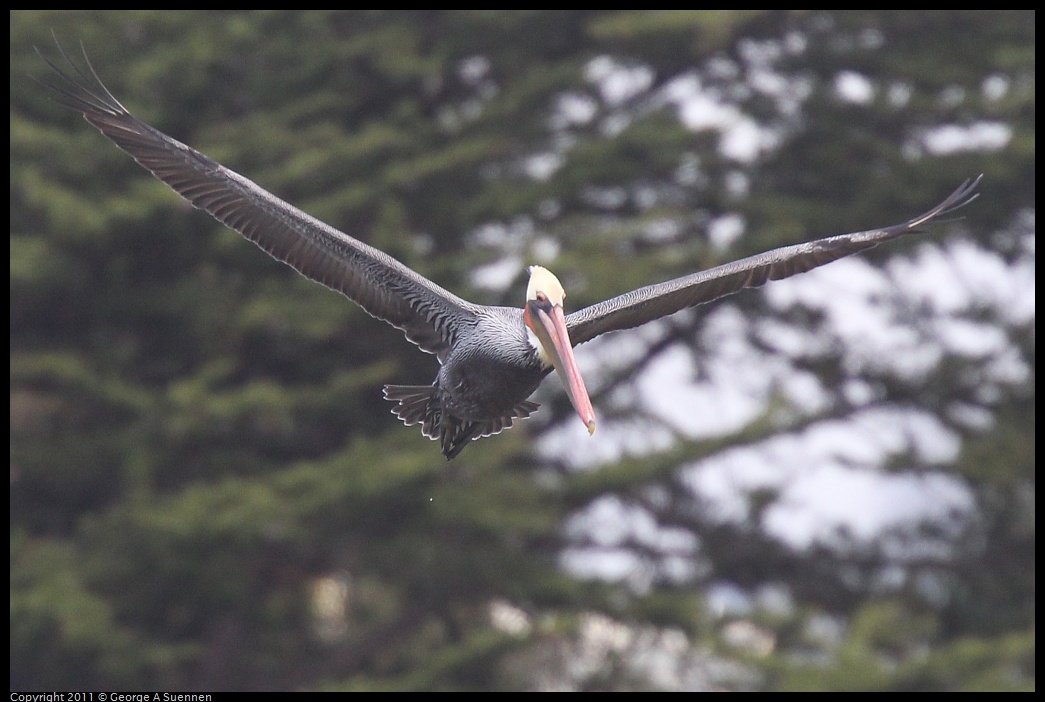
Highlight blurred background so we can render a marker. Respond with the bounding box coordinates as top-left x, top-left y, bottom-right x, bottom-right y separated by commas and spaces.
10, 10, 1034, 691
